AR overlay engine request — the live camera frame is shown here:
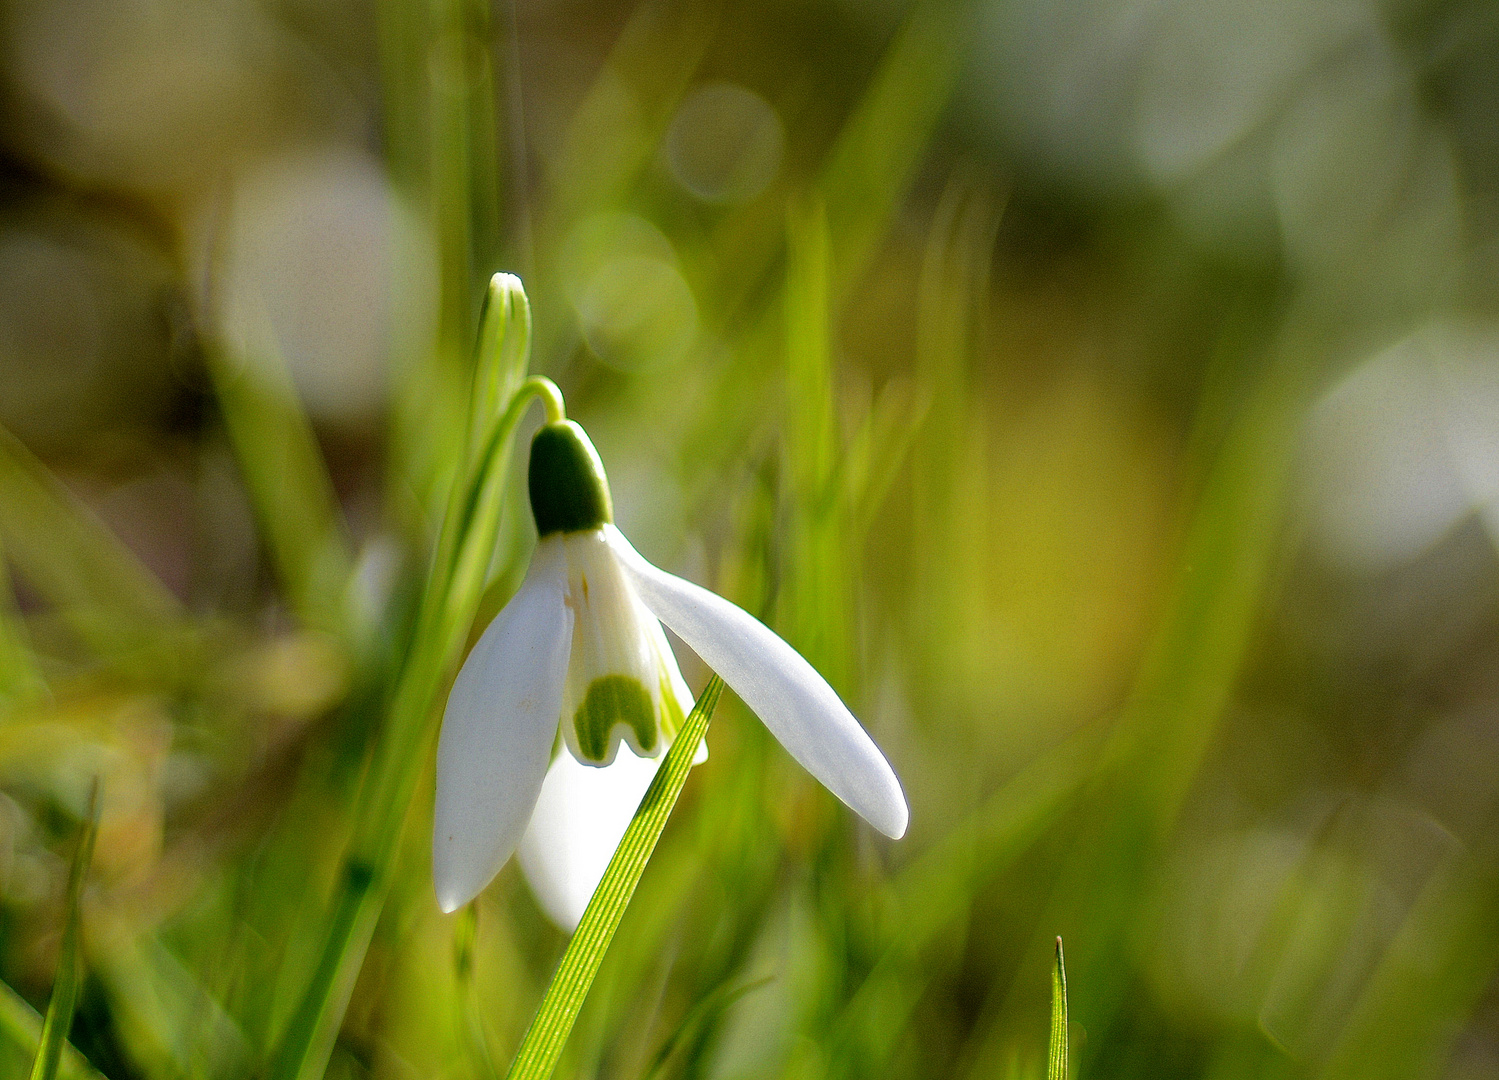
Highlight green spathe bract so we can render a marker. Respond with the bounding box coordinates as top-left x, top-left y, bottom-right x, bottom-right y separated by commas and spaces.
529, 421, 613, 537
573, 673, 657, 761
